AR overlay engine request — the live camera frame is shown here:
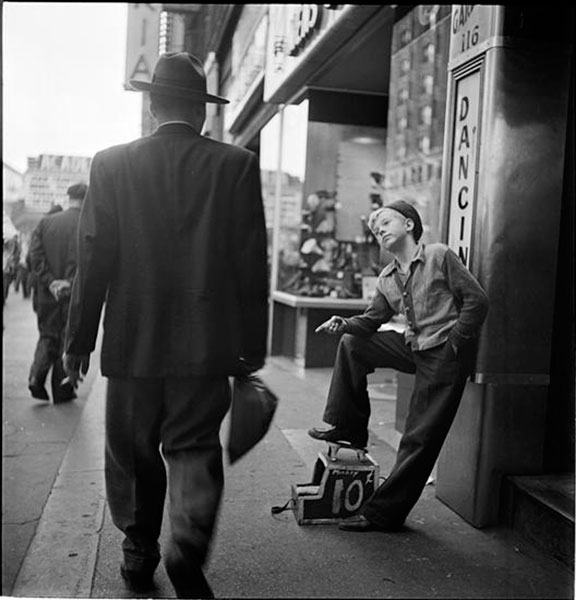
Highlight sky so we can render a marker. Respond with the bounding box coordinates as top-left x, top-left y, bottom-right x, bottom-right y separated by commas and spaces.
2, 1, 143, 174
